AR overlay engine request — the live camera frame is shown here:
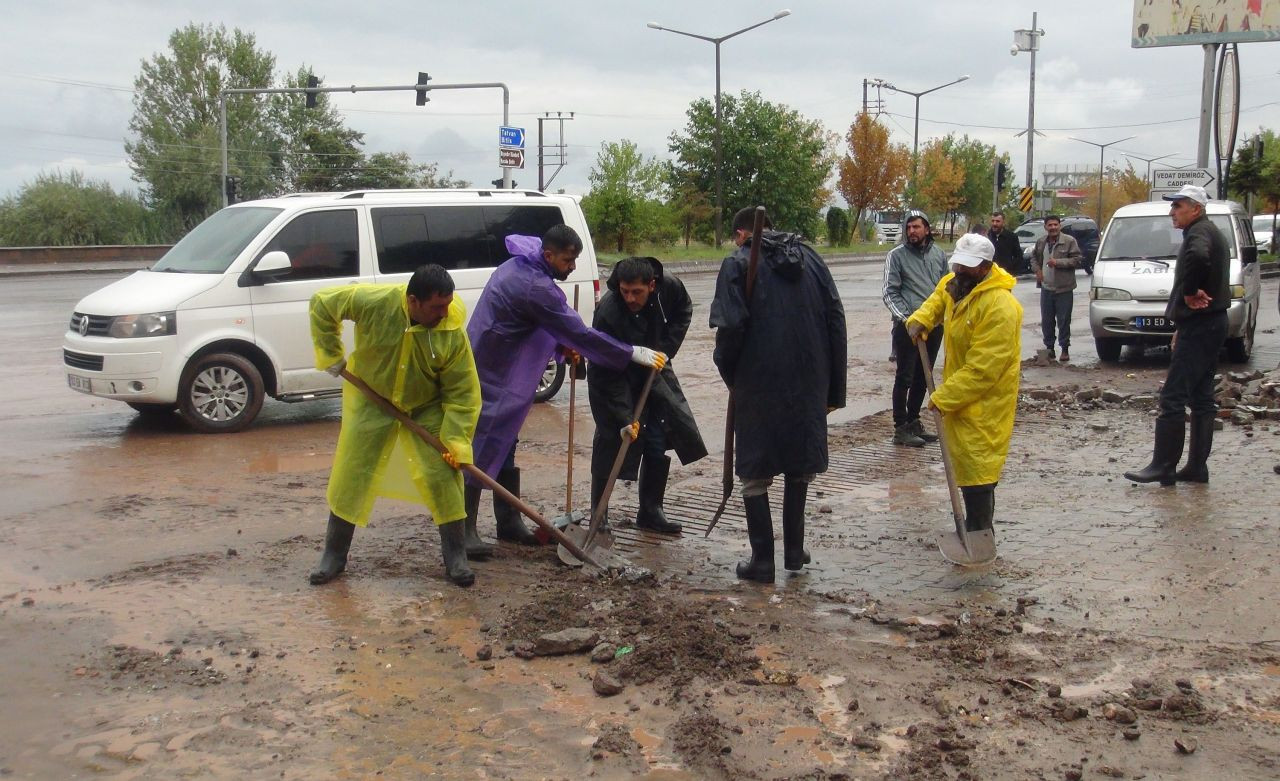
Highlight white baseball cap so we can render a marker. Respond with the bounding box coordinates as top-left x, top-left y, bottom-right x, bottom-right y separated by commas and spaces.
950, 233, 996, 268
1162, 184, 1208, 205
